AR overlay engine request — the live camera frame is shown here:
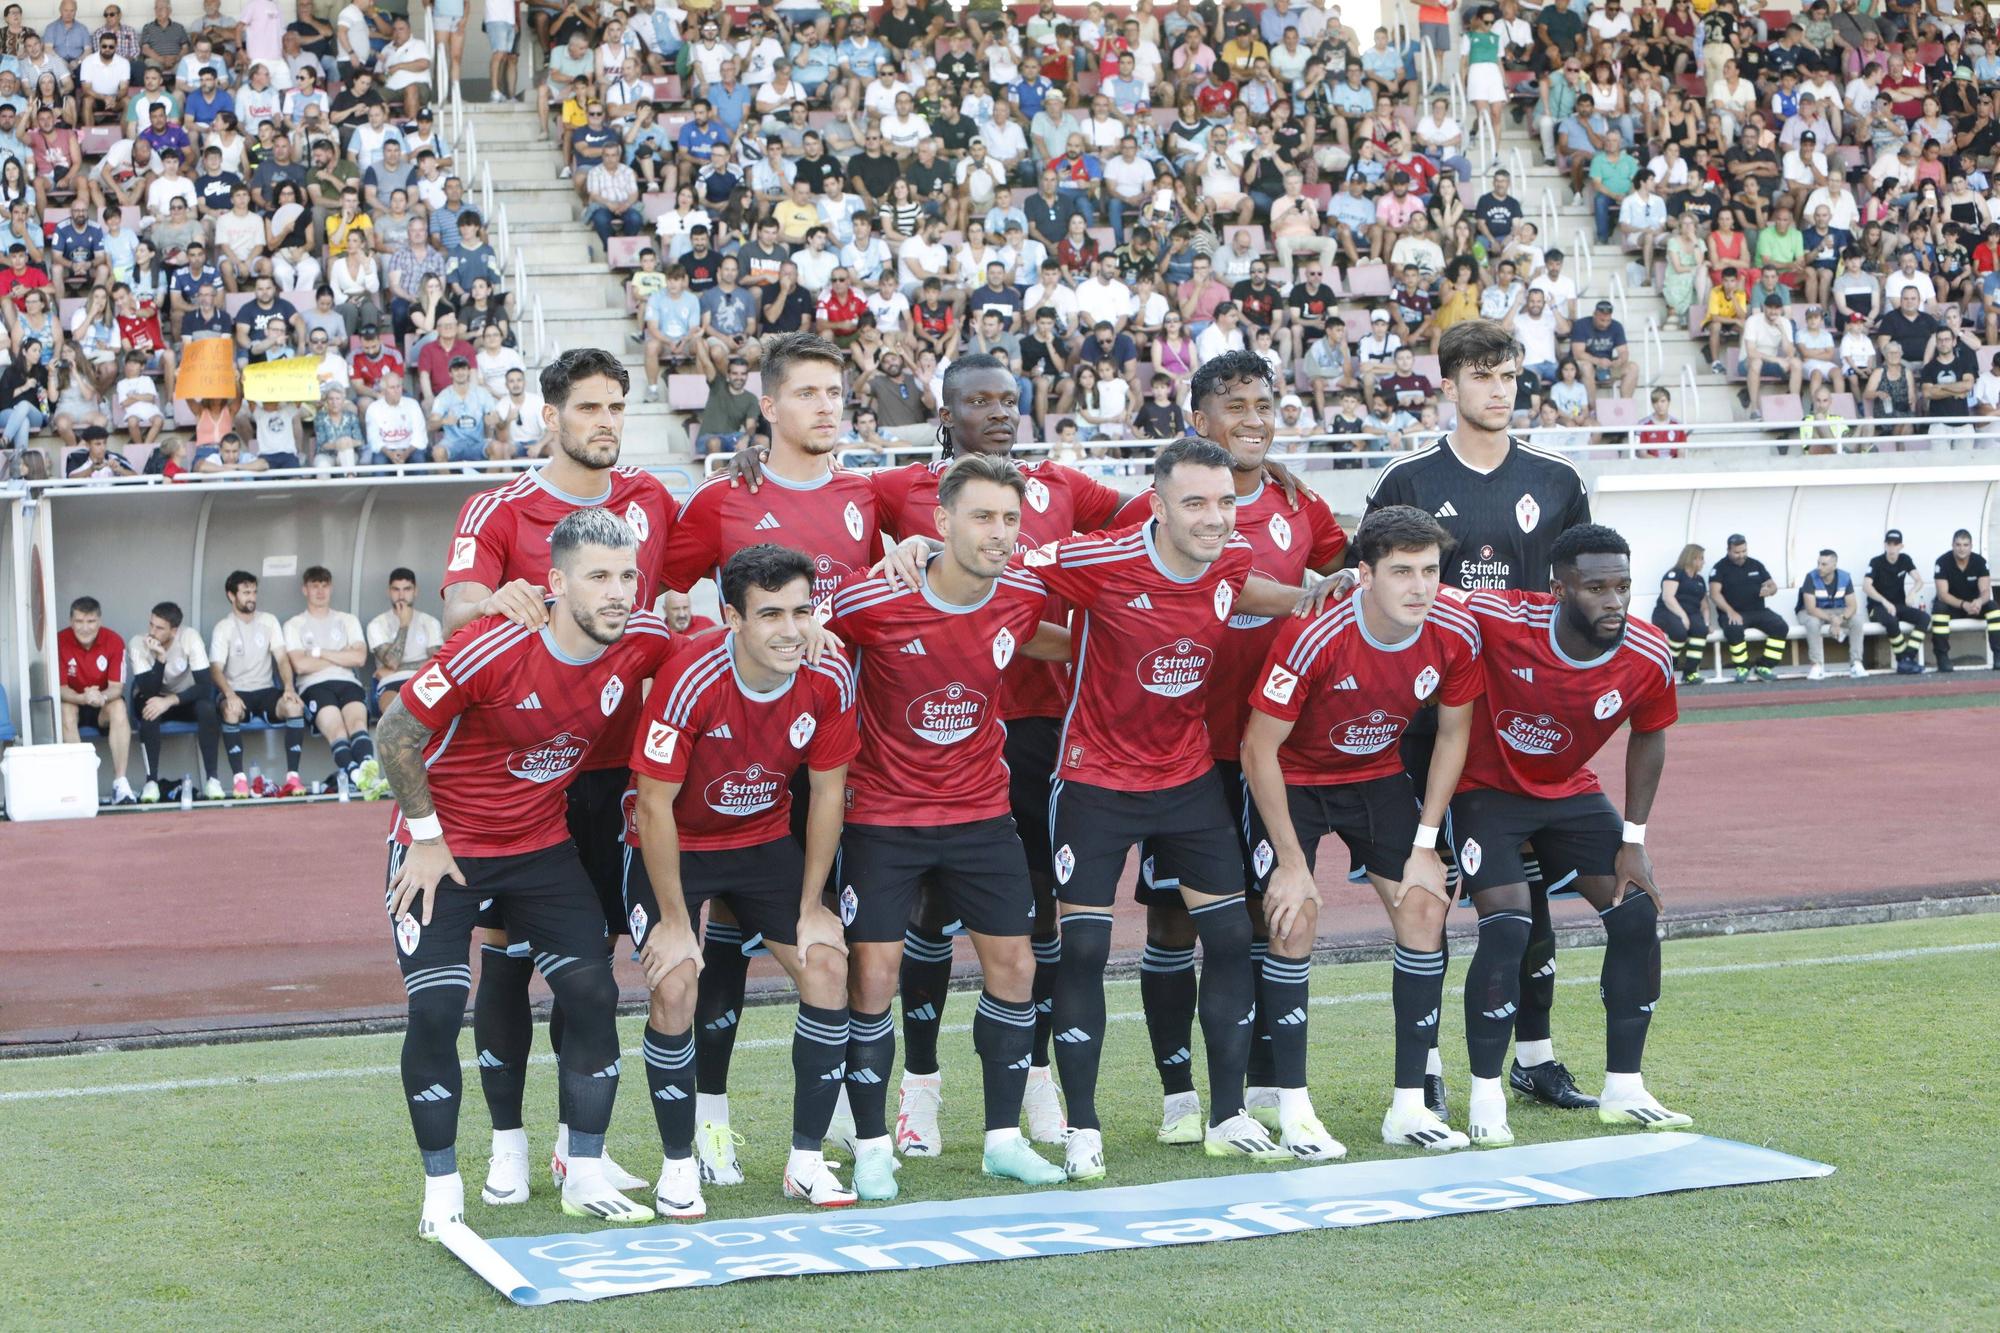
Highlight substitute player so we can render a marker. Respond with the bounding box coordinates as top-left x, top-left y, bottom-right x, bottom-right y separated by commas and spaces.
1113, 351, 1347, 1153
376, 509, 677, 1237
826, 453, 1074, 1197
1240, 505, 1481, 1153
1365, 318, 1597, 1119
1032, 437, 1332, 1180
624, 545, 861, 1212
438, 347, 679, 1208
1450, 523, 1689, 1144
